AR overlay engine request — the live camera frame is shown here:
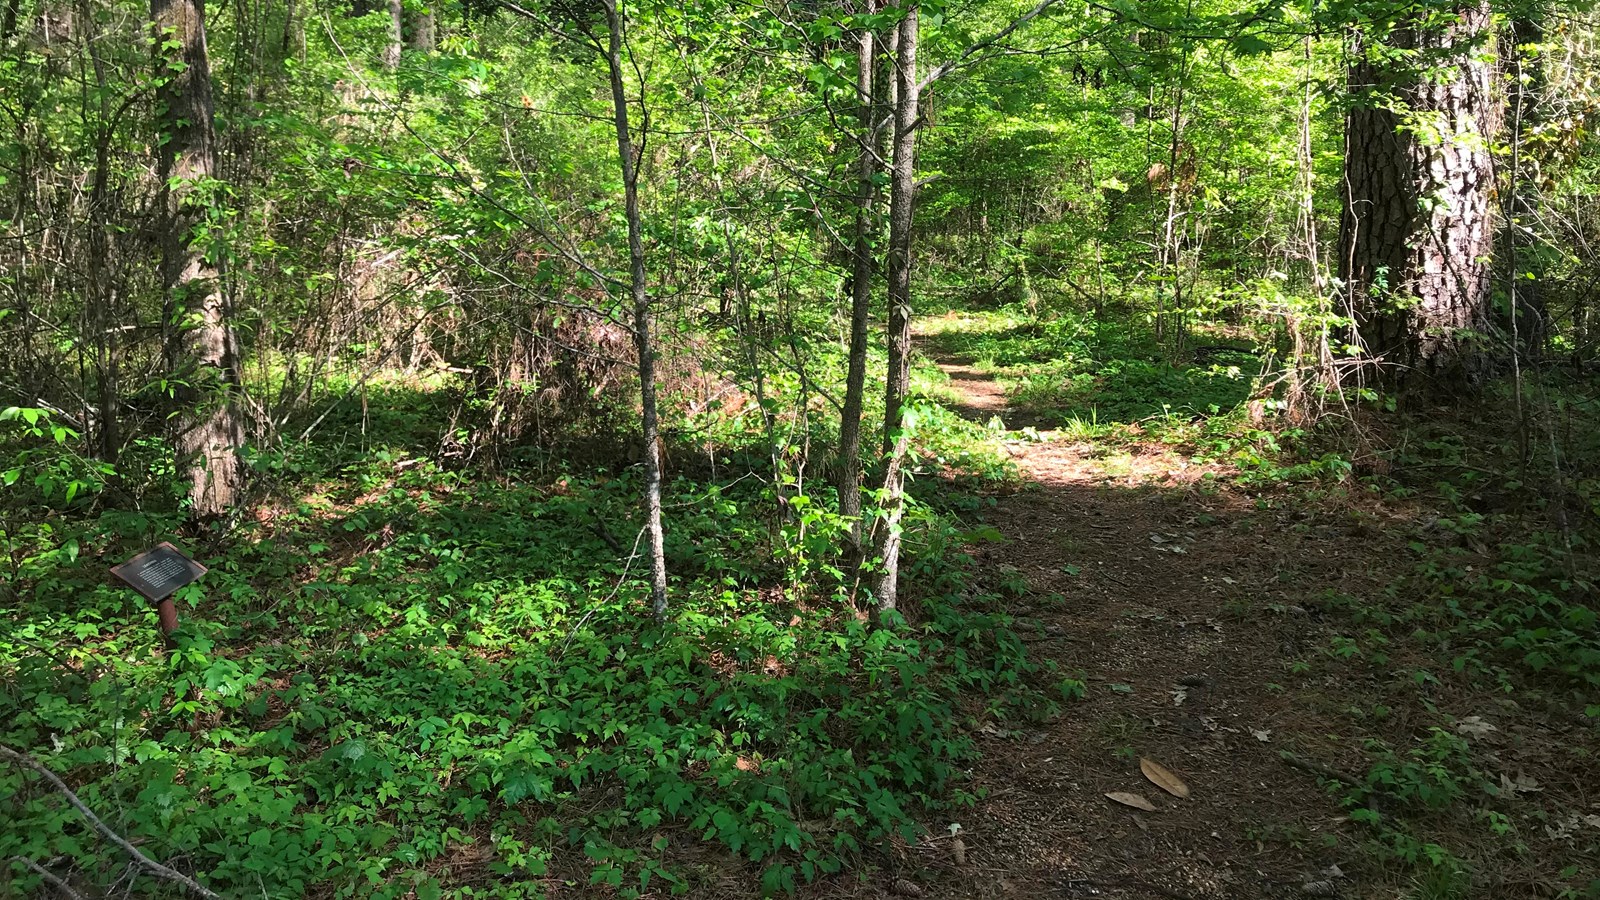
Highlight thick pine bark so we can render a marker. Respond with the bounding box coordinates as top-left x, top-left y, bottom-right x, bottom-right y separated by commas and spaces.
836, 25, 878, 565
872, 4, 917, 613
1339, 2, 1500, 386
602, 0, 668, 621
154, 0, 245, 518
